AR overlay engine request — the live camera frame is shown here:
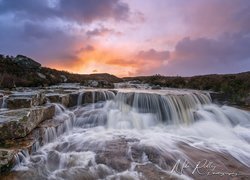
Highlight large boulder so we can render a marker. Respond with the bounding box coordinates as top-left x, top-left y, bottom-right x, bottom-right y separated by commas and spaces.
68, 92, 79, 107
46, 94, 70, 107
6, 92, 46, 109
0, 104, 55, 140
0, 128, 45, 173
0, 106, 73, 173
209, 92, 226, 104
78, 90, 115, 105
